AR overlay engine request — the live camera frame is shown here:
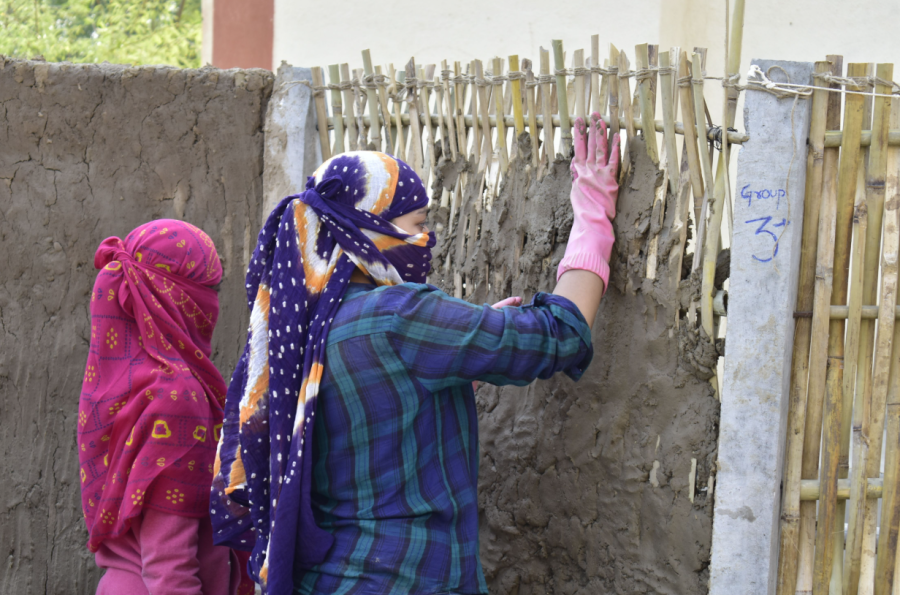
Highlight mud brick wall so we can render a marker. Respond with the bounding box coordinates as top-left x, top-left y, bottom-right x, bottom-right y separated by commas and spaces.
427, 137, 721, 594
0, 59, 272, 594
